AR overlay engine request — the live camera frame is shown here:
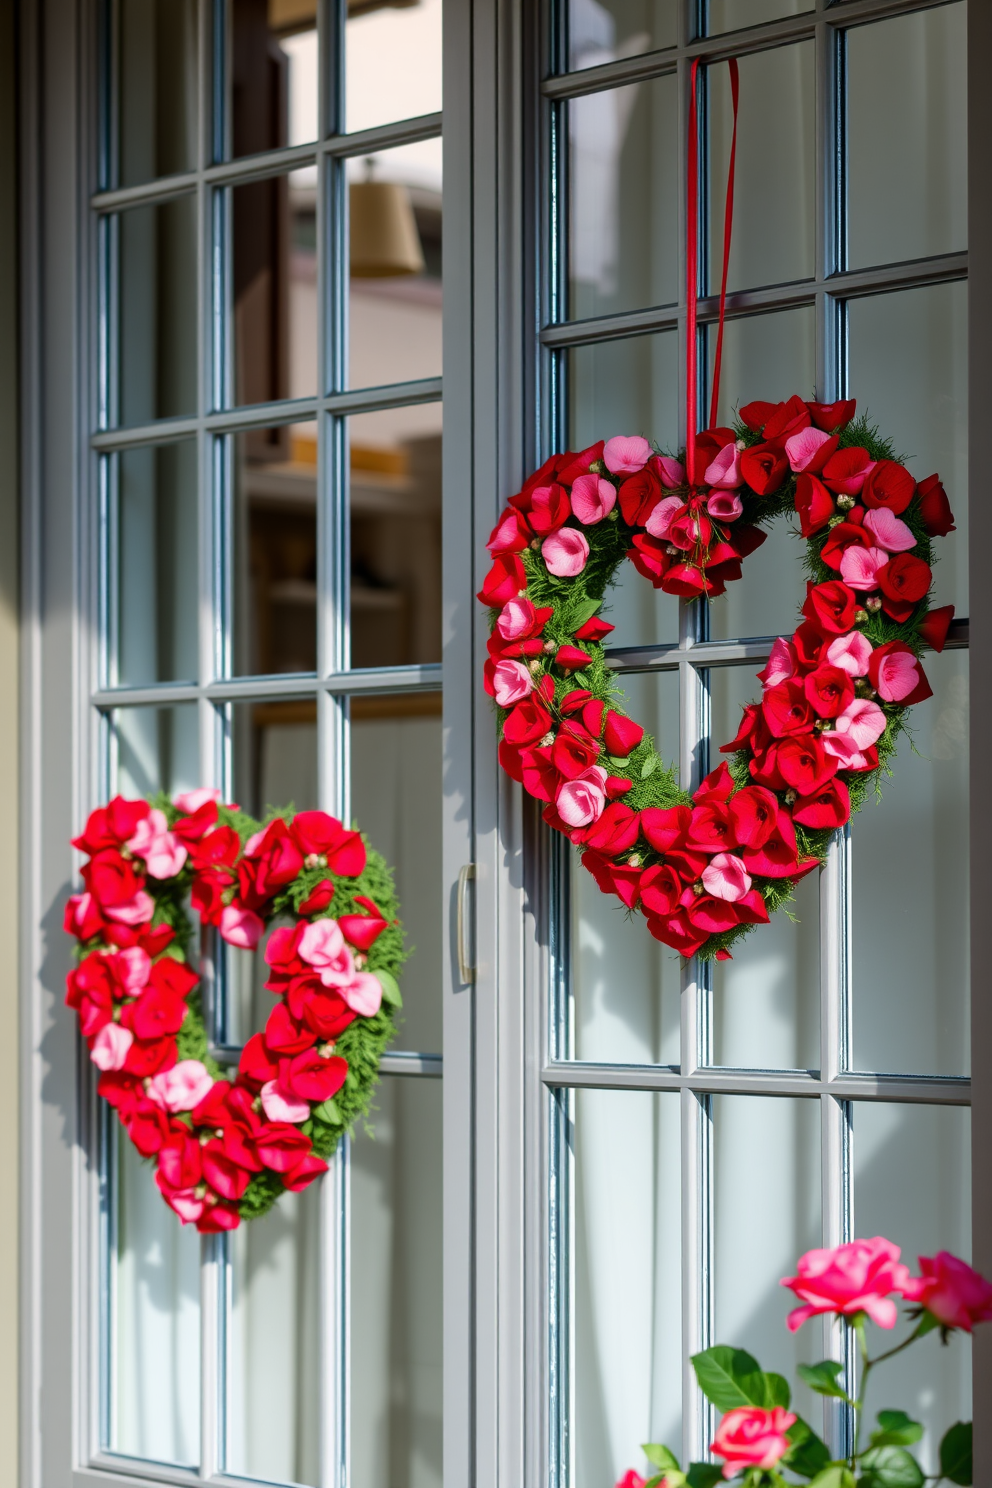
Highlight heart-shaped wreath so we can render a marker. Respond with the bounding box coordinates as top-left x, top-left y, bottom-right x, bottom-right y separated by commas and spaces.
478, 396, 956, 962
64, 791, 405, 1231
